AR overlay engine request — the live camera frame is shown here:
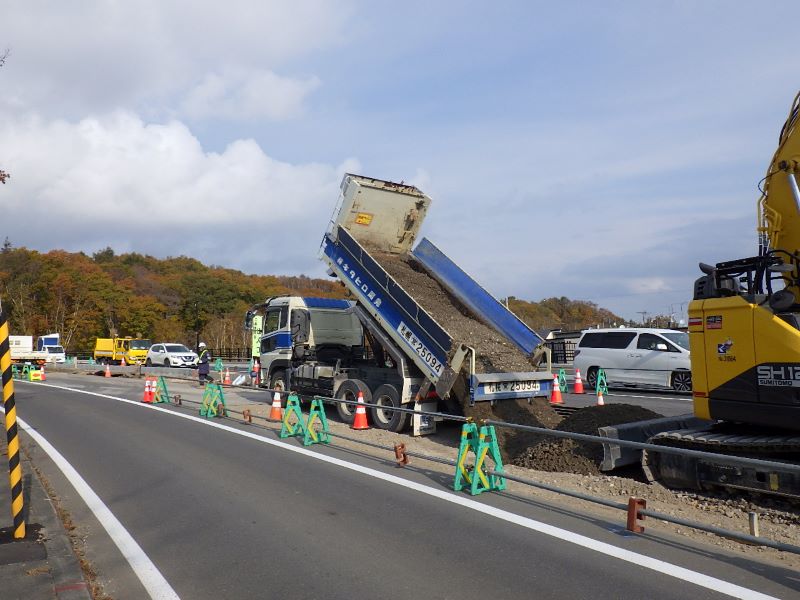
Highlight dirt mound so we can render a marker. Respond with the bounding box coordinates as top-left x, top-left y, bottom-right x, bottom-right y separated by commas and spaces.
513, 404, 663, 474
370, 250, 566, 462
463, 398, 562, 462
375, 252, 533, 373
